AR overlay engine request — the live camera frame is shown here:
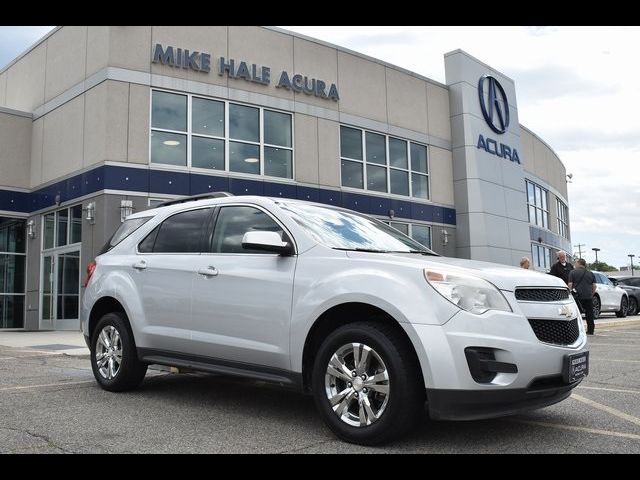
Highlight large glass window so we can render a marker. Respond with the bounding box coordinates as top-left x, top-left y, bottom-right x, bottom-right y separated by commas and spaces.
384, 221, 432, 249
531, 243, 551, 271
210, 206, 285, 254
43, 206, 82, 252
340, 126, 429, 200
0, 217, 26, 328
556, 198, 569, 239
150, 90, 293, 179
526, 180, 549, 229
